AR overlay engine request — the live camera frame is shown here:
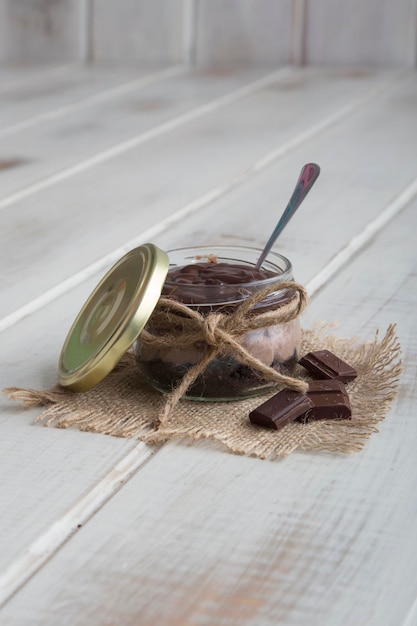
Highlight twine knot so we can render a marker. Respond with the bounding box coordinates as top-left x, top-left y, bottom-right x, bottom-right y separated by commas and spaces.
202, 313, 224, 346
142, 281, 310, 424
